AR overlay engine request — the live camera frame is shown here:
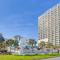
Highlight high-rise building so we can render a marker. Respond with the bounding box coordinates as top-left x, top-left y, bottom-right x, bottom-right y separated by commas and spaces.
38, 3, 60, 46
